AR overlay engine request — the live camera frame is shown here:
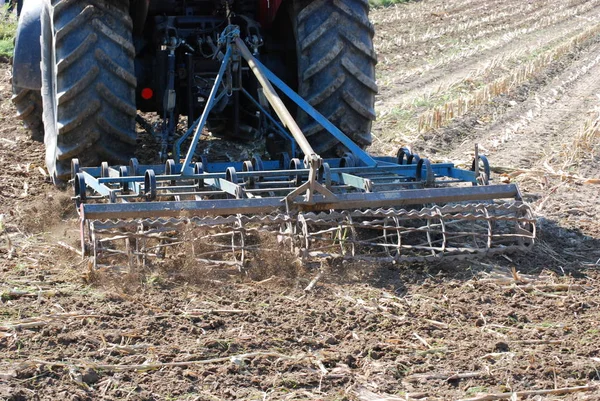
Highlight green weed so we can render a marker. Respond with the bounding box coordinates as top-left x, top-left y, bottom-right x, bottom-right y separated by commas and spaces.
466, 386, 488, 395
0, 8, 17, 58
279, 378, 299, 389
